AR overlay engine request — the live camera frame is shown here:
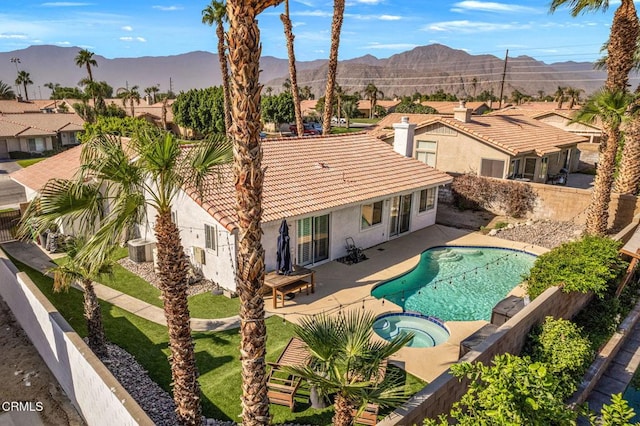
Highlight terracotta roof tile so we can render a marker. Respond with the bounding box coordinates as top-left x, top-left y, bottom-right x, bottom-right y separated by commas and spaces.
184, 132, 452, 232
11, 144, 82, 191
